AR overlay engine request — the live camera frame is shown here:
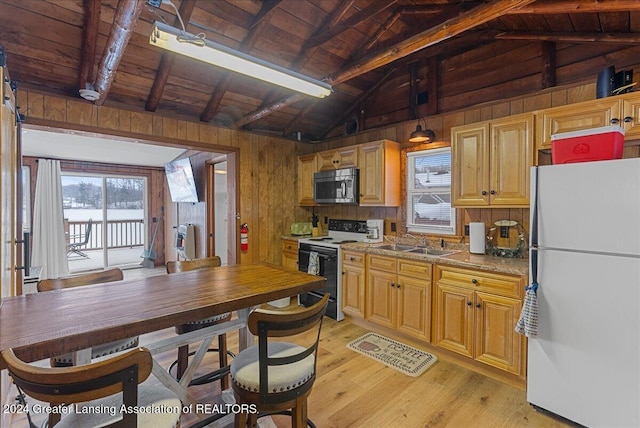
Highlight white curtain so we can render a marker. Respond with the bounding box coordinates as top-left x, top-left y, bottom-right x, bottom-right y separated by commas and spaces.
31, 159, 69, 279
